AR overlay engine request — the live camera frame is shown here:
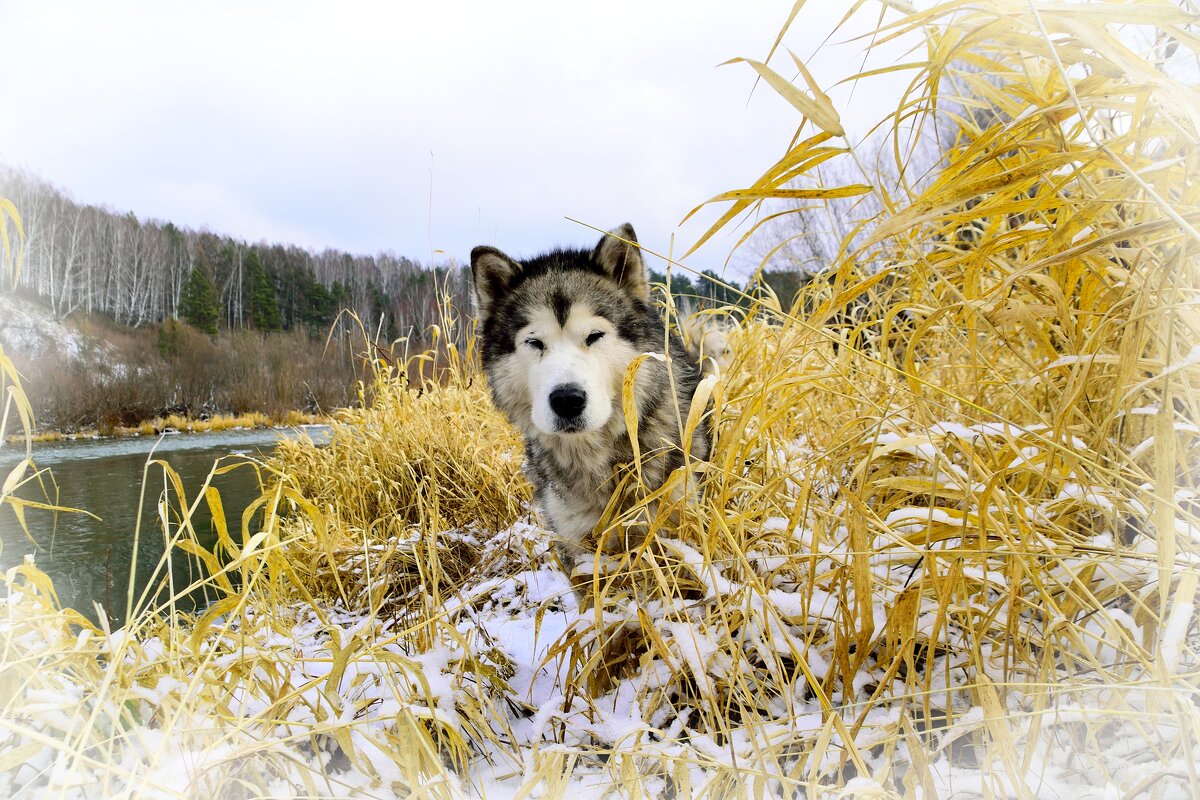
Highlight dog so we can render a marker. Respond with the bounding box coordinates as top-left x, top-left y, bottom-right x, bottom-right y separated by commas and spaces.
471, 224, 711, 564
680, 312, 735, 377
